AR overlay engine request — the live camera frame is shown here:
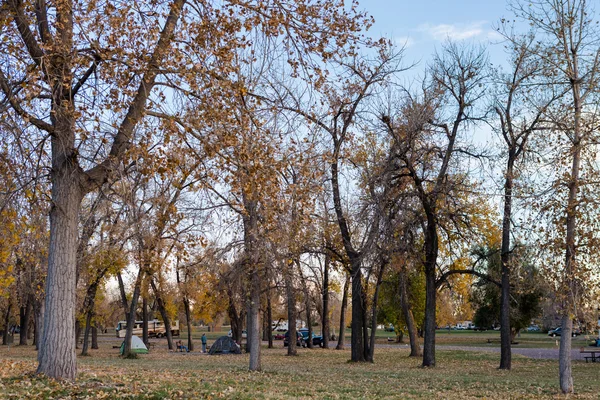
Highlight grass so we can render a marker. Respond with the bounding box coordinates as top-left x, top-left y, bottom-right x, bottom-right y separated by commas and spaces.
1, 336, 599, 399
